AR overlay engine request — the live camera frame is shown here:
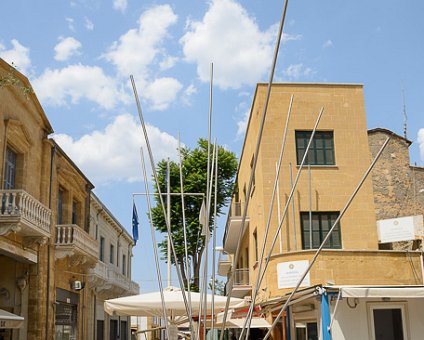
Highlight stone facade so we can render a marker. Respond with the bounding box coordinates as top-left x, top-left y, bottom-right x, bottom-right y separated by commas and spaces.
0, 58, 139, 340
368, 128, 424, 250
220, 83, 422, 302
